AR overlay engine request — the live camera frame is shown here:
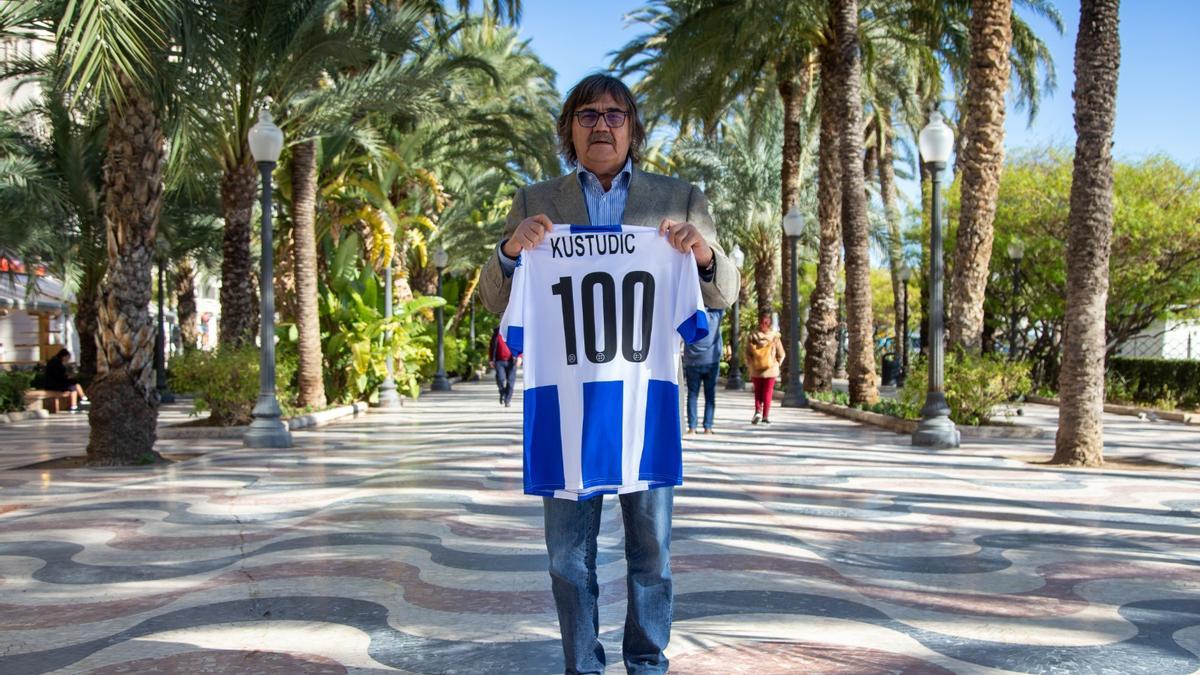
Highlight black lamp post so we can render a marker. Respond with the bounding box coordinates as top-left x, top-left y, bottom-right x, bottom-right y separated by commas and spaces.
898, 264, 911, 387
782, 207, 808, 408
154, 261, 175, 404
1006, 240, 1025, 360
243, 105, 292, 449
431, 248, 451, 392
912, 109, 960, 449
725, 244, 746, 391
378, 253, 402, 408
